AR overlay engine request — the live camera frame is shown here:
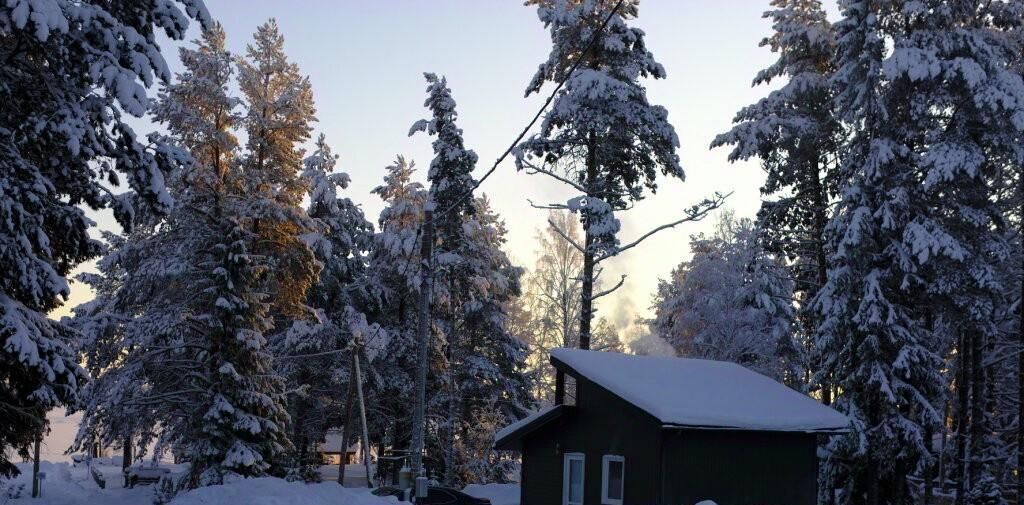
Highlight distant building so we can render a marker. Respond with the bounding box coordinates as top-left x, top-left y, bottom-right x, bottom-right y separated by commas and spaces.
318, 429, 369, 466
496, 349, 849, 505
